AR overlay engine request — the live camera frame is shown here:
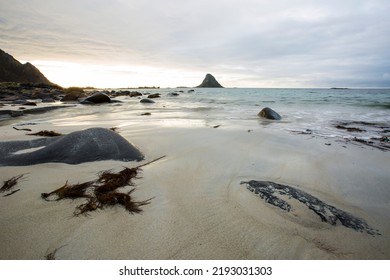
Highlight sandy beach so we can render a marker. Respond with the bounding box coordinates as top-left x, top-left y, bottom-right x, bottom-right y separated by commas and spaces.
1, 103, 389, 259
